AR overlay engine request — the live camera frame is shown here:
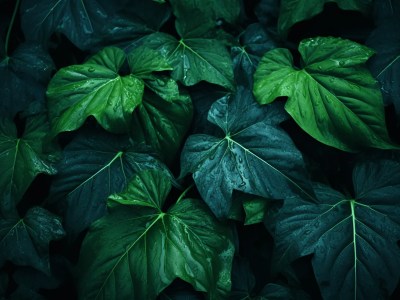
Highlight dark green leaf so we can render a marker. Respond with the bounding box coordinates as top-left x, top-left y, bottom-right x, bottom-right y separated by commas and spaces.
0, 115, 57, 203
142, 33, 234, 90
130, 89, 193, 164
258, 283, 310, 300
128, 46, 172, 77
20, 0, 171, 50
0, 271, 7, 298
230, 258, 256, 299
47, 128, 169, 239
47, 47, 144, 135
0, 43, 54, 118
77, 169, 234, 299
277, 0, 372, 36
255, 0, 280, 27
243, 197, 269, 225
367, 1, 400, 116
265, 158, 400, 299
254, 36, 395, 152
0, 206, 65, 275
181, 87, 313, 218
169, 0, 240, 37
